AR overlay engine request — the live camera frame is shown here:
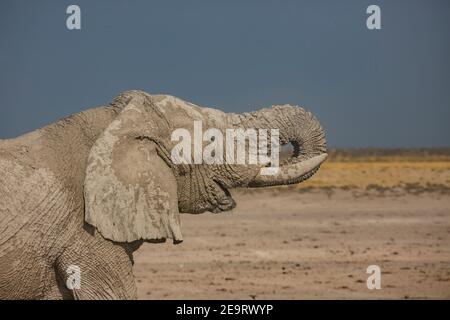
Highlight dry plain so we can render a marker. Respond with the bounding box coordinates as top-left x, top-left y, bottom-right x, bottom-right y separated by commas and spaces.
134, 149, 450, 299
